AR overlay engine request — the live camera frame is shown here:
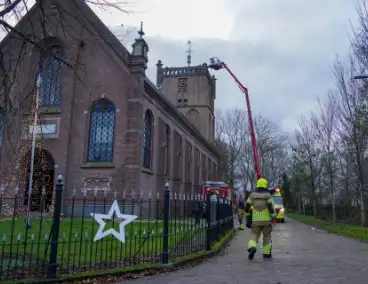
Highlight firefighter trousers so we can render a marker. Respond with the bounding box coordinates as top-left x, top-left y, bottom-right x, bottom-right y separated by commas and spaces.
238, 209, 245, 223
237, 209, 245, 229
248, 223, 273, 255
